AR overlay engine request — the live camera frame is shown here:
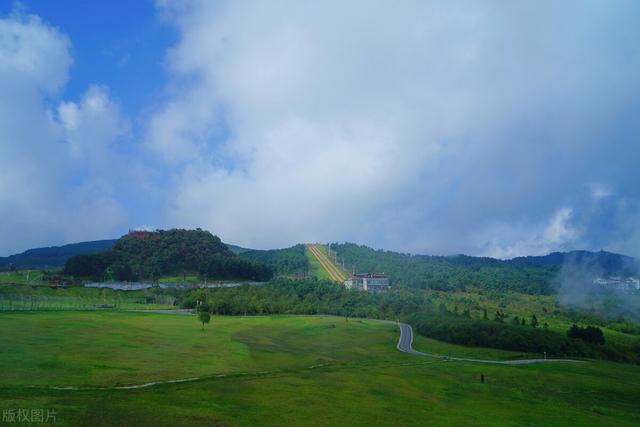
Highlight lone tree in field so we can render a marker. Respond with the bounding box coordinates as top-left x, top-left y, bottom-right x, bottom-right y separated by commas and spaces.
198, 310, 211, 331
197, 302, 211, 331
